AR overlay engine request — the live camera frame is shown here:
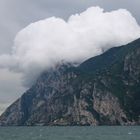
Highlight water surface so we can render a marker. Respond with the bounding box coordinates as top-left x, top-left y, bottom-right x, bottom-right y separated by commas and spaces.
0, 126, 139, 140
